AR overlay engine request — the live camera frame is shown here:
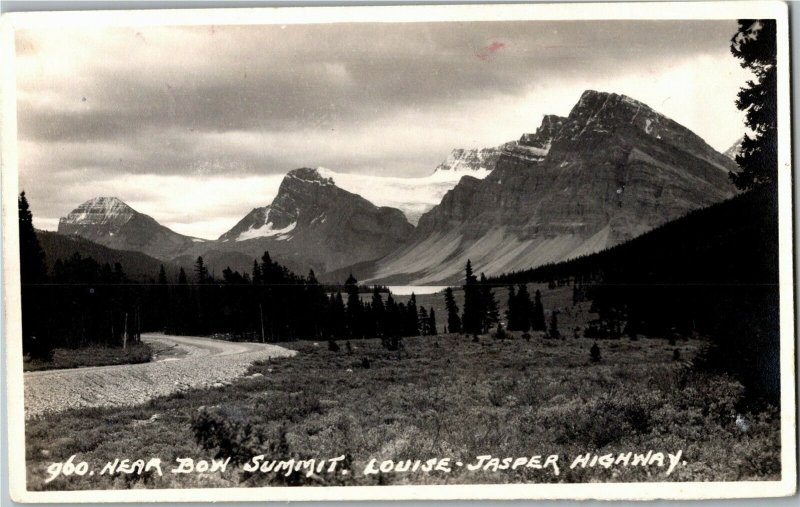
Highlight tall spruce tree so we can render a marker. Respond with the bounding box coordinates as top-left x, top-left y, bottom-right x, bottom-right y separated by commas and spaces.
506, 284, 520, 330
532, 289, 546, 331
462, 260, 482, 334
19, 192, 50, 358
549, 310, 561, 339
406, 293, 420, 336
156, 264, 171, 333
428, 308, 437, 336
194, 256, 209, 284
516, 284, 533, 333
371, 286, 385, 337
418, 306, 429, 335
344, 274, 361, 338
730, 19, 777, 189
305, 269, 327, 339
444, 287, 461, 334
480, 273, 499, 333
